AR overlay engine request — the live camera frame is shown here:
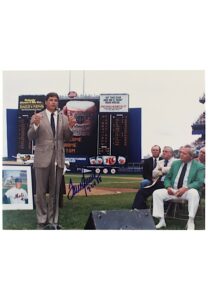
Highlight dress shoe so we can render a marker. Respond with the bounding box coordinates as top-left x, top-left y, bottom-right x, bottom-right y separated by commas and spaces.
53, 224, 63, 230
156, 218, 166, 229
37, 223, 47, 230
186, 219, 195, 230
44, 223, 56, 230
